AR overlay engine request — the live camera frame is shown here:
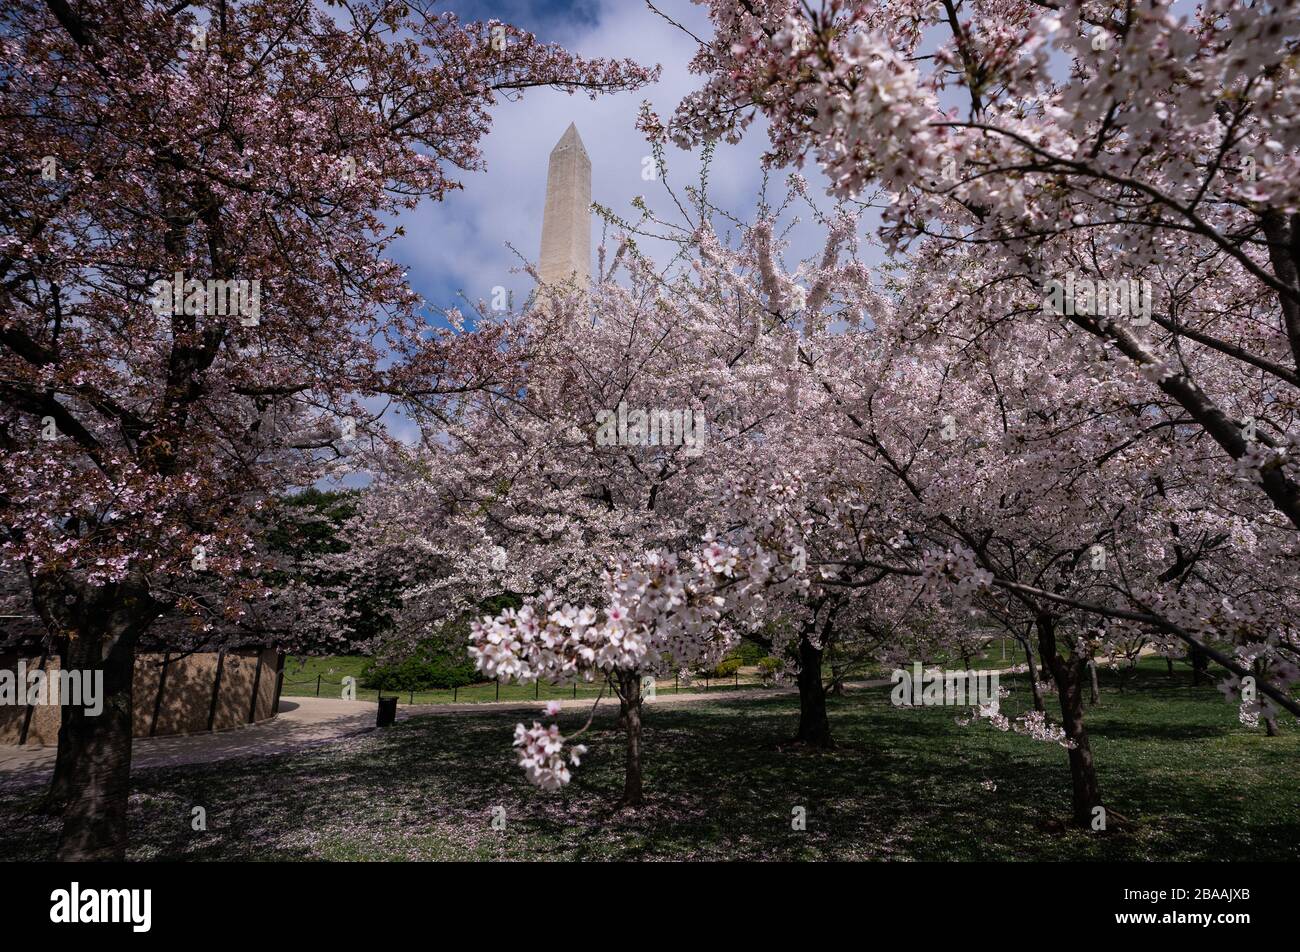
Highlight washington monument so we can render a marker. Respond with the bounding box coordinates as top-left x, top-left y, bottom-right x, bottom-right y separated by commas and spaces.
538, 123, 591, 286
